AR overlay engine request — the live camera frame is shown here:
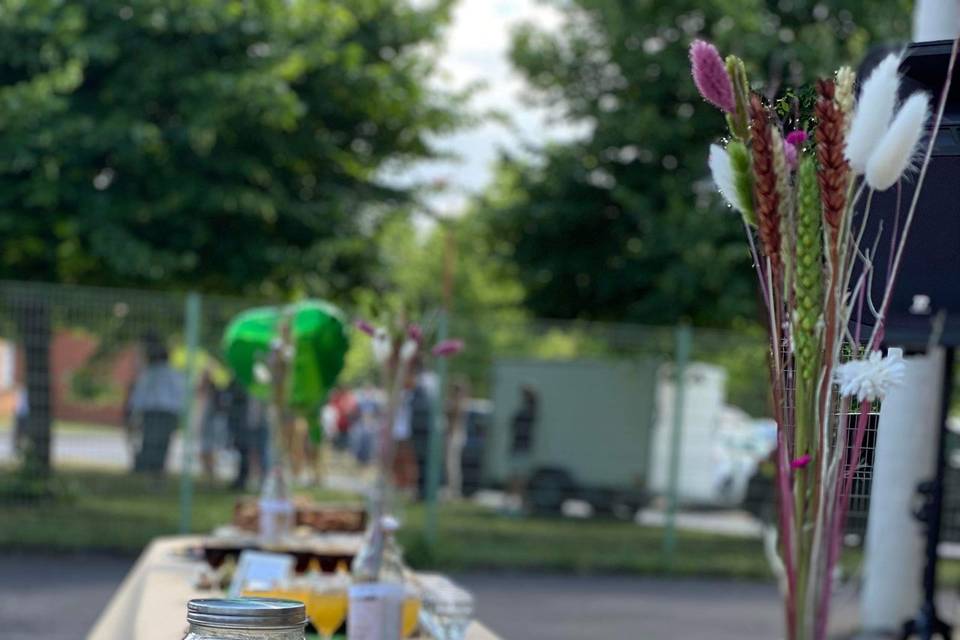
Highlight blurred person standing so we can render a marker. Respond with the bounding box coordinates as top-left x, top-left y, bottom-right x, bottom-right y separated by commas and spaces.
322, 401, 339, 442
508, 385, 539, 500
328, 386, 358, 450
444, 378, 470, 500
511, 385, 538, 456
129, 336, 185, 474
320, 403, 344, 478
11, 385, 27, 456
350, 381, 380, 465
196, 371, 226, 481
285, 413, 319, 486
122, 359, 142, 464
244, 394, 270, 488
307, 386, 357, 485
392, 366, 422, 495
409, 364, 437, 499
224, 379, 252, 490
